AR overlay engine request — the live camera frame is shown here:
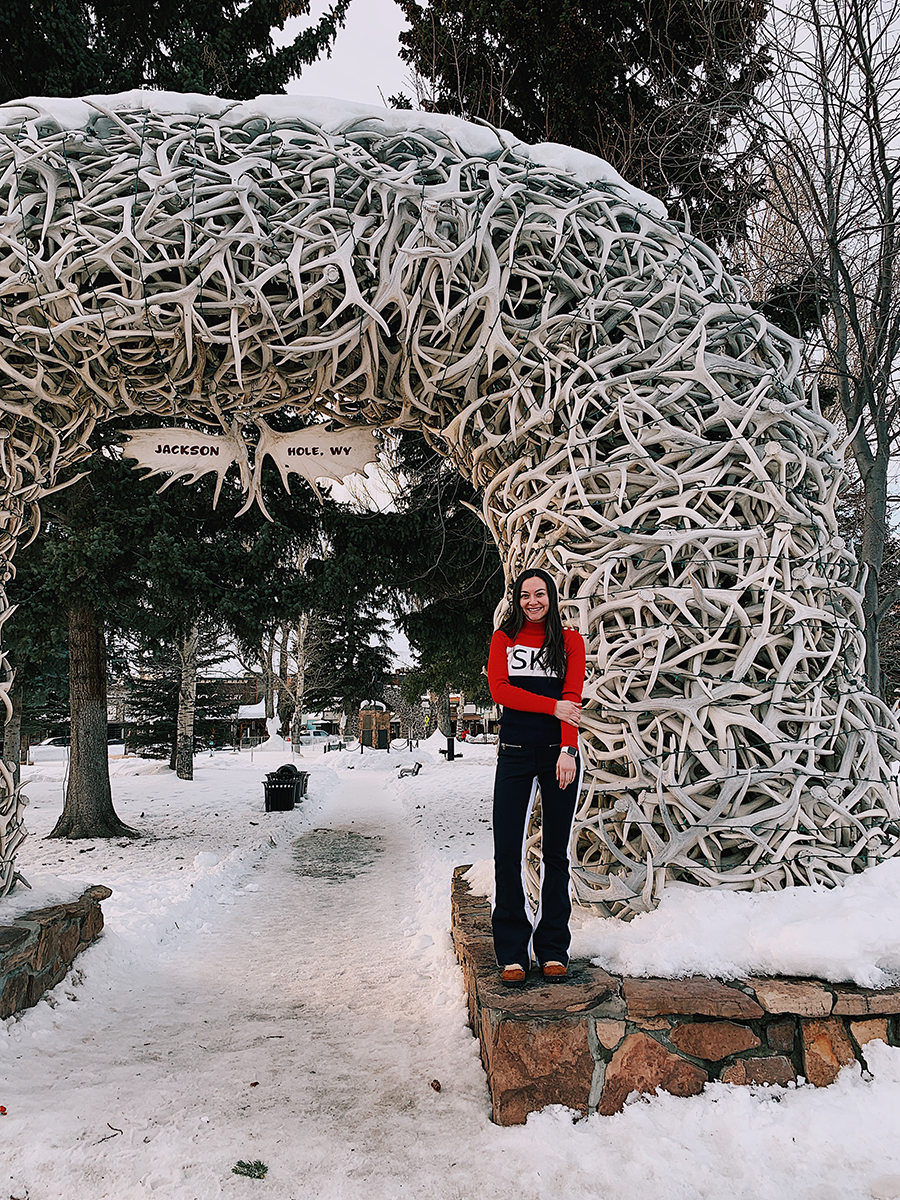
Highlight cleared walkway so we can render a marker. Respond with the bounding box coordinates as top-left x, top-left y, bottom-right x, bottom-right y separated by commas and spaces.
2, 774, 503, 1199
